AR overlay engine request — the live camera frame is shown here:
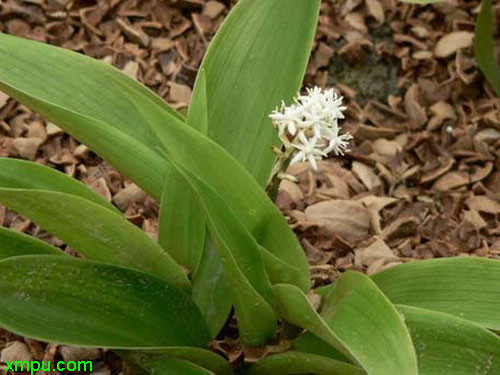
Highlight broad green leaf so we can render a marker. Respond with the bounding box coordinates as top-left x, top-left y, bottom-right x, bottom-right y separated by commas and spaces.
113, 77, 311, 292
0, 227, 64, 259
0, 33, 179, 200
0, 33, 182, 141
475, 0, 500, 96
319, 272, 417, 375
123, 347, 231, 375
158, 167, 205, 270
178, 0, 321, 338
176, 166, 277, 345
0, 157, 117, 212
158, 70, 208, 270
197, 0, 321, 186
187, 69, 209, 135
191, 239, 231, 337
0, 188, 188, 289
0, 255, 209, 347
372, 257, 500, 330
293, 334, 349, 364
247, 352, 364, 375
272, 284, 352, 359
281, 272, 418, 375
399, 305, 500, 375
132, 356, 214, 375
